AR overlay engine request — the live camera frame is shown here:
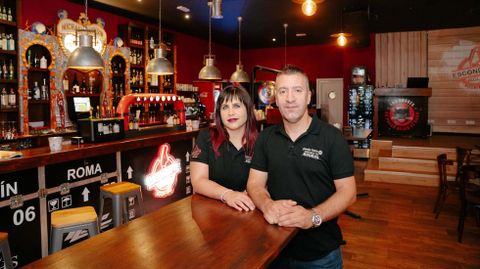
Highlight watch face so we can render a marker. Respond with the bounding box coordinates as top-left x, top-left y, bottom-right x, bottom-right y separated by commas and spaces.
312, 214, 322, 226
